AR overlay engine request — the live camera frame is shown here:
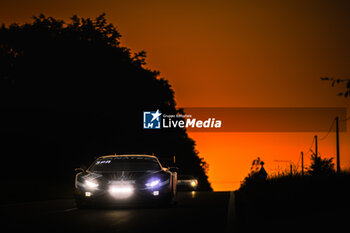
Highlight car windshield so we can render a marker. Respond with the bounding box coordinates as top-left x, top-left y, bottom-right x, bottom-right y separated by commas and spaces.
89, 157, 161, 172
